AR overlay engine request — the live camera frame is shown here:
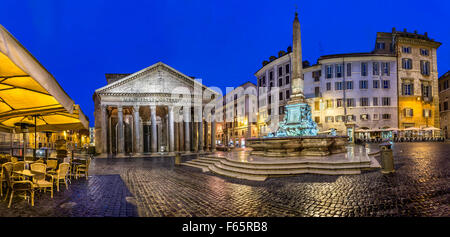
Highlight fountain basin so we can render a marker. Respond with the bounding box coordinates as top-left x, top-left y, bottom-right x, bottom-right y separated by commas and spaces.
247, 136, 348, 157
